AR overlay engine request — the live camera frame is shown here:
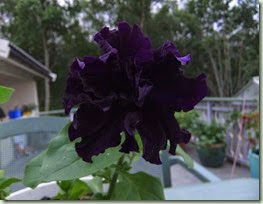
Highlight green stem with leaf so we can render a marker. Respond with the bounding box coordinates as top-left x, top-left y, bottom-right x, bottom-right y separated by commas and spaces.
106, 154, 125, 199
